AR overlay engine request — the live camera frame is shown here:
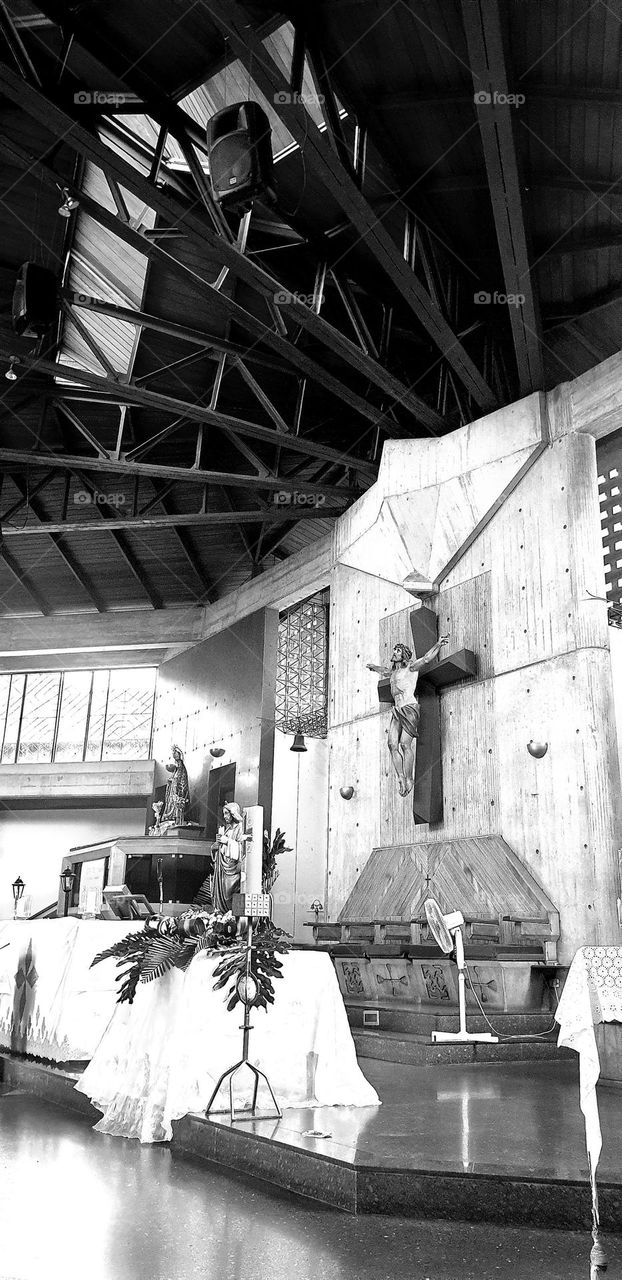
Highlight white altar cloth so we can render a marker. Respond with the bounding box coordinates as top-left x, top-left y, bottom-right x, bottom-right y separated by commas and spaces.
0, 919, 142, 1061
555, 945, 622, 1185
76, 949, 380, 1142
